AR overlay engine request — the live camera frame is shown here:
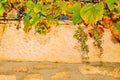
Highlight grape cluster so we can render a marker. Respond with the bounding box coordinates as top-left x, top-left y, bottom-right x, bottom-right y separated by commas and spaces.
74, 26, 89, 60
